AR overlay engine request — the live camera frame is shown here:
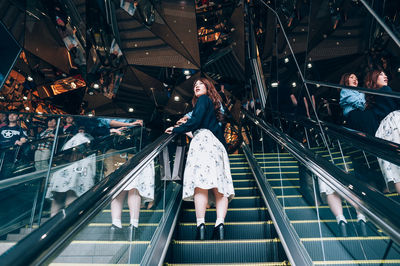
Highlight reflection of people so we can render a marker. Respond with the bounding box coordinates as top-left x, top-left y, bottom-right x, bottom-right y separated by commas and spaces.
365, 70, 400, 194
165, 78, 235, 240
339, 73, 378, 135
45, 130, 96, 216
0, 112, 27, 180
110, 160, 155, 240
34, 118, 56, 171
